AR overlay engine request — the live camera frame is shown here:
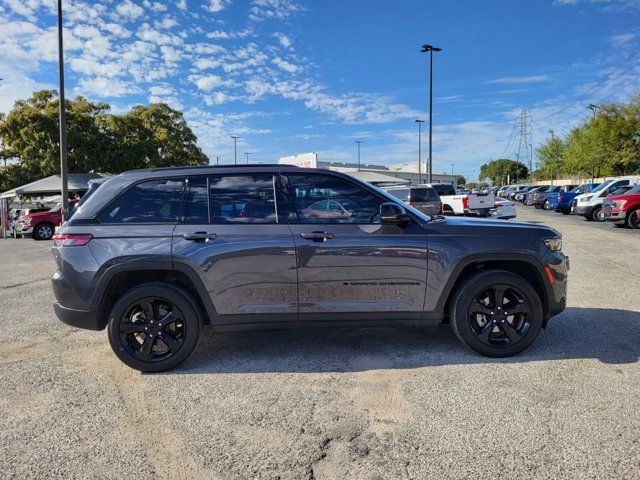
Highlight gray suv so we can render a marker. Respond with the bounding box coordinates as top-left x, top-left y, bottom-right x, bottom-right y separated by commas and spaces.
52, 165, 568, 372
